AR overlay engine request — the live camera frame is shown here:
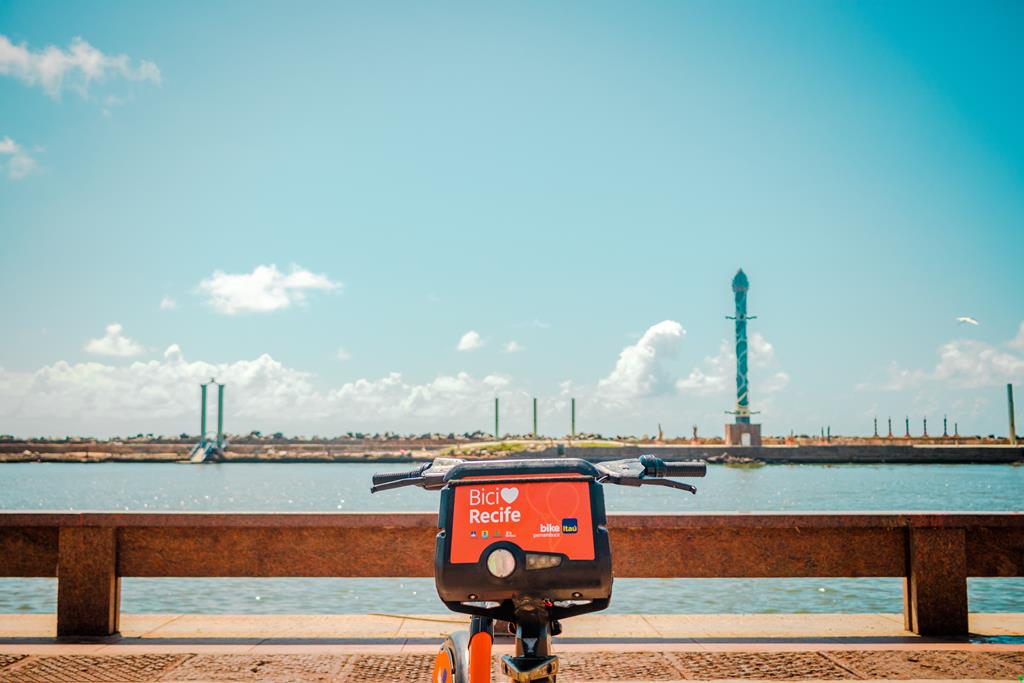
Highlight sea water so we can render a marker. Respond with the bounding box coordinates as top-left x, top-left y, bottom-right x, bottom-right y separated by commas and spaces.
1, 462, 1021, 613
